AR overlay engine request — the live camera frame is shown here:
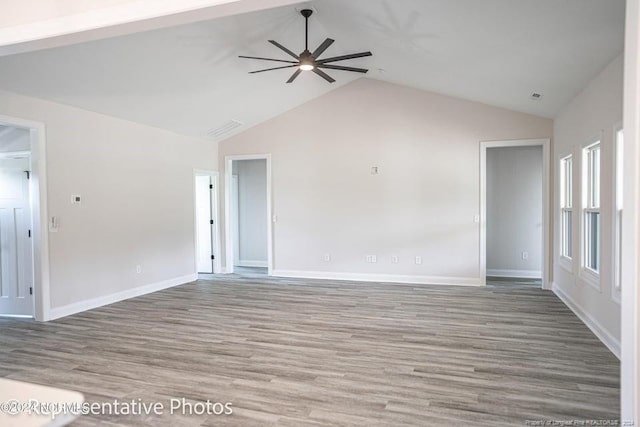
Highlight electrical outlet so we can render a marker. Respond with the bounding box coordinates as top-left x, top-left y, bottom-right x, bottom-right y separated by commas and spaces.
136, 265, 142, 274
391, 255, 399, 264
522, 251, 528, 260
371, 255, 377, 263
365, 255, 377, 263
323, 254, 331, 262
415, 256, 423, 265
